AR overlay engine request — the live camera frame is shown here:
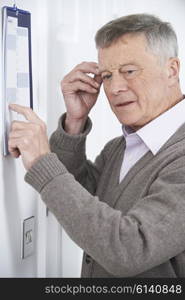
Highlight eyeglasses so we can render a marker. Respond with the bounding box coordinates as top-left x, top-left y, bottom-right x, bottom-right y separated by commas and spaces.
101, 67, 144, 81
